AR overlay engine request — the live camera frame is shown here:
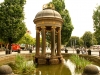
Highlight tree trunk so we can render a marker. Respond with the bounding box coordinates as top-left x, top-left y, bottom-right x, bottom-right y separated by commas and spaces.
8, 43, 12, 54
